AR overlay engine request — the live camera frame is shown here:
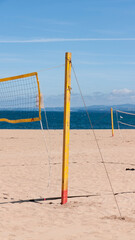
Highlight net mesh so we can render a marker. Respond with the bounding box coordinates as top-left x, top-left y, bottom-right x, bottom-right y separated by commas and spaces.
0, 72, 41, 123
116, 110, 135, 128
